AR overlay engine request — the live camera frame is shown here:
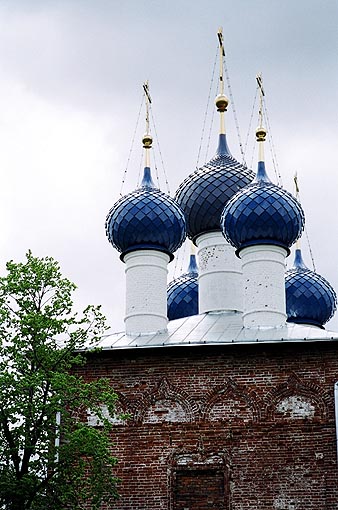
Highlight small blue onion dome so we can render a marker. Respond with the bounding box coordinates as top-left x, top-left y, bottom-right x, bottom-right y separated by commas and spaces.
174, 134, 254, 242
167, 254, 198, 320
106, 167, 186, 261
285, 249, 337, 328
221, 161, 305, 254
